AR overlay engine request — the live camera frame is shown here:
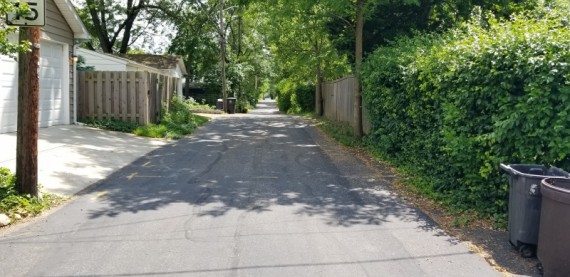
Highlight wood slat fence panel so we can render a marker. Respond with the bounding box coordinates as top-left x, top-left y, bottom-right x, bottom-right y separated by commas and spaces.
322, 75, 371, 134
78, 71, 176, 125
